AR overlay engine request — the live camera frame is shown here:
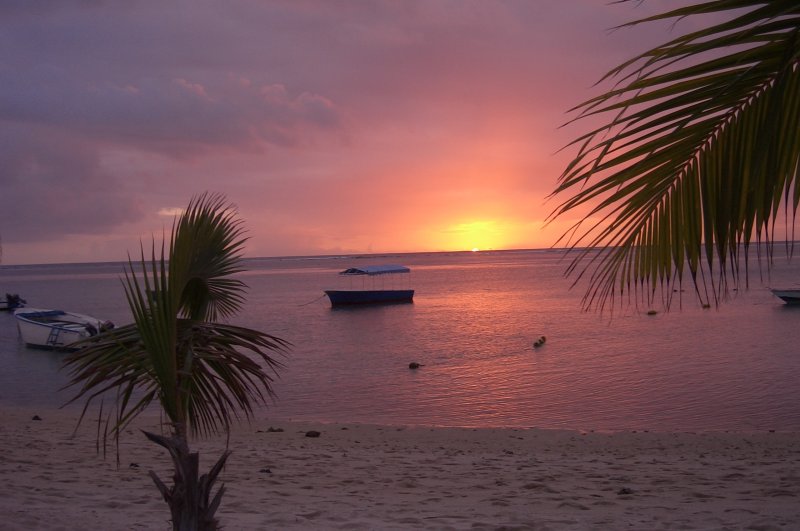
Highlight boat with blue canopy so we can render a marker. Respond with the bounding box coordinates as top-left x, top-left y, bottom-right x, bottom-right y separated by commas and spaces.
325, 264, 414, 306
